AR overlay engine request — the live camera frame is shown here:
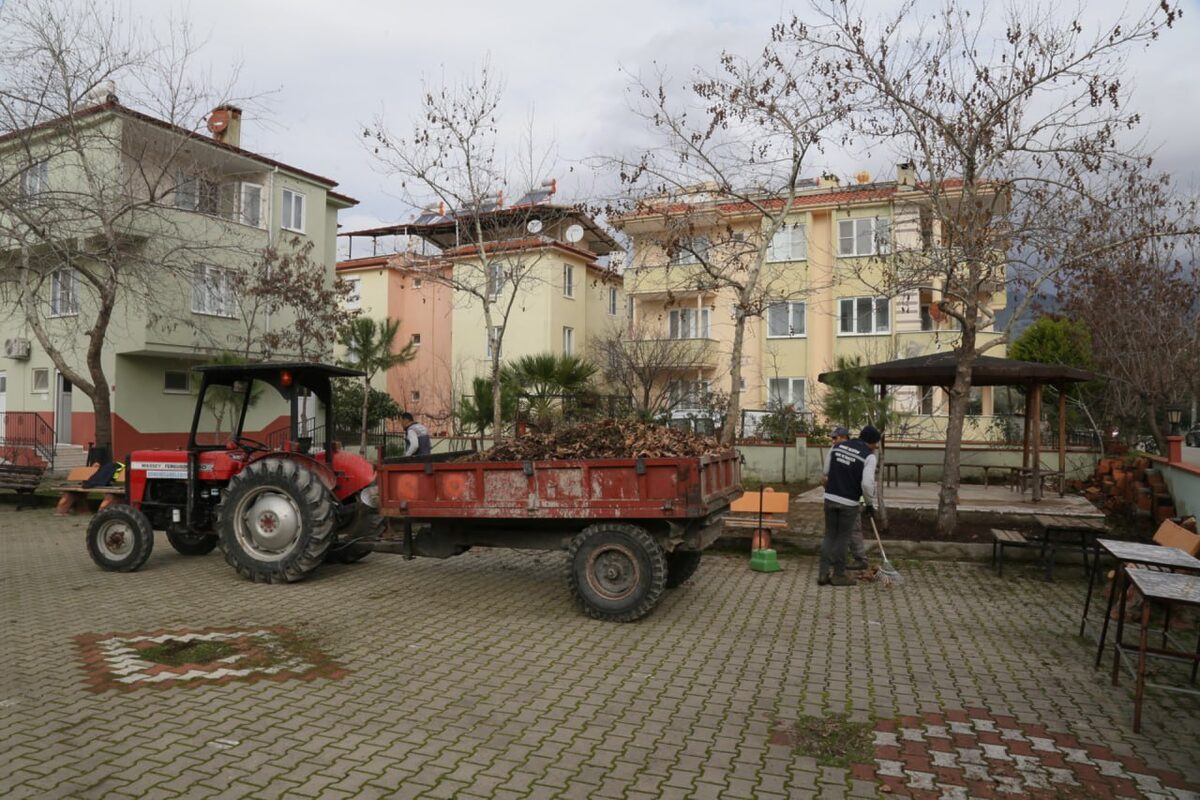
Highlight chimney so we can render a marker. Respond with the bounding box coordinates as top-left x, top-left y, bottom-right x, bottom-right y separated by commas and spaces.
207, 104, 243, 148
897, 162, 916, 190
